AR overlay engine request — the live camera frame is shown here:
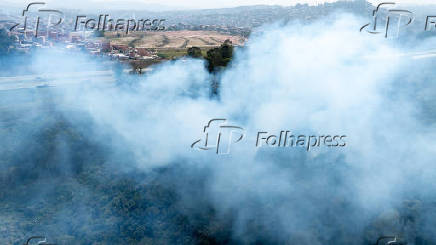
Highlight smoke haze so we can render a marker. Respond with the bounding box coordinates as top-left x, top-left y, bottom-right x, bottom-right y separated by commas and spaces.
1, 13, 436, 244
